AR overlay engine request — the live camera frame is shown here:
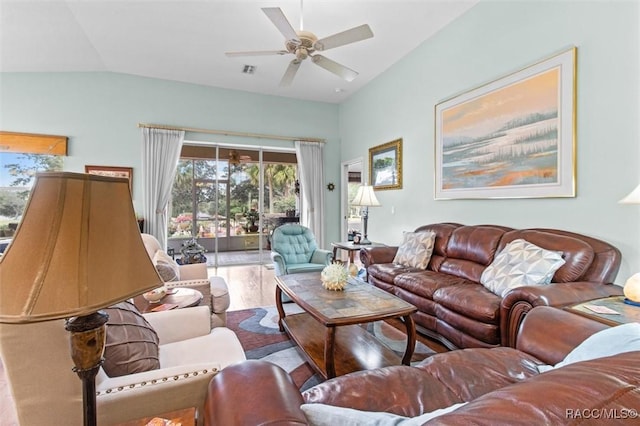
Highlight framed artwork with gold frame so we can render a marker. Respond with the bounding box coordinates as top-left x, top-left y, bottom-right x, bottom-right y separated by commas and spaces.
85, 165, 133, 191
369, 138, 402, 190
434, 47, 576, 199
